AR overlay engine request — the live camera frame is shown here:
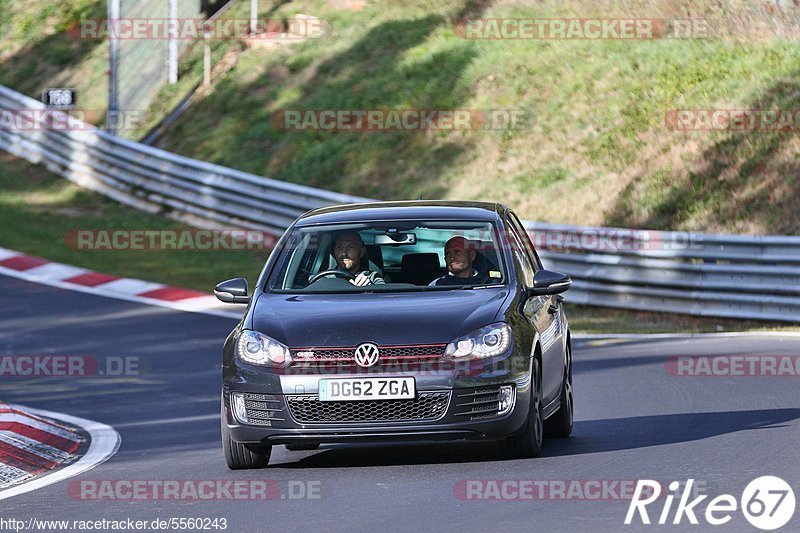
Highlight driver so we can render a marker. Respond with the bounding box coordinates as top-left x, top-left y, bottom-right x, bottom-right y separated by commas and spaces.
330, 231, 385, 286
